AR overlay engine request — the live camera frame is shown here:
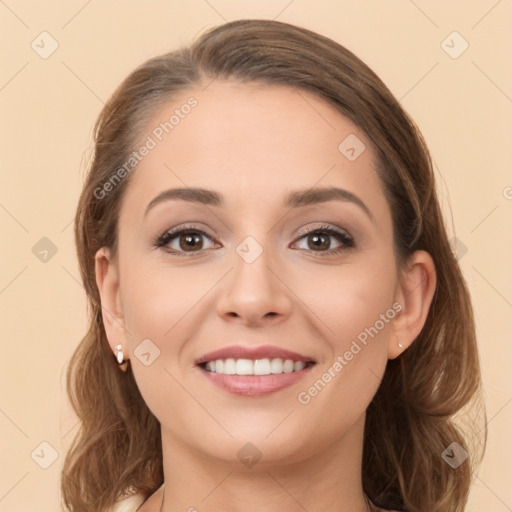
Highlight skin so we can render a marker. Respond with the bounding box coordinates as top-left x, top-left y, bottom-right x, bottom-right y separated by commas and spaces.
95, 80, 436, 512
